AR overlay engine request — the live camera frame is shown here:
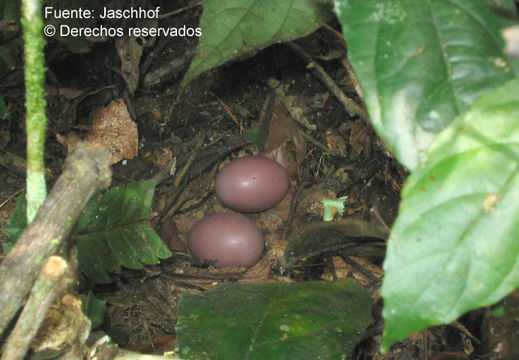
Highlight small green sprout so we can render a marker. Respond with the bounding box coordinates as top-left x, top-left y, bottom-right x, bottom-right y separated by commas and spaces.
322, 196, 348, 221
